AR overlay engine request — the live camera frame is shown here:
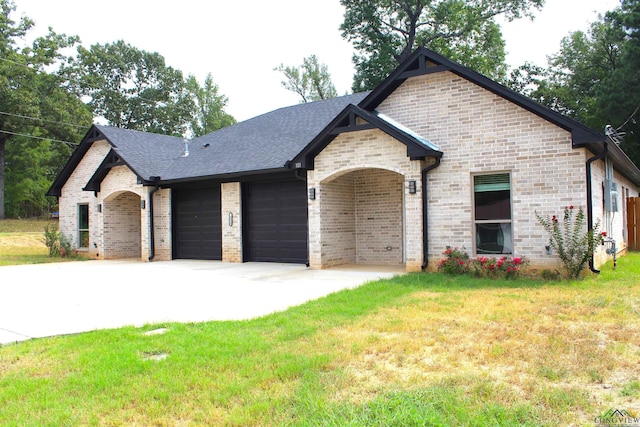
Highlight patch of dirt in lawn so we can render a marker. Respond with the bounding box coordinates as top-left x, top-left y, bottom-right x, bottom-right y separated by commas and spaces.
329, 286, 640, 419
